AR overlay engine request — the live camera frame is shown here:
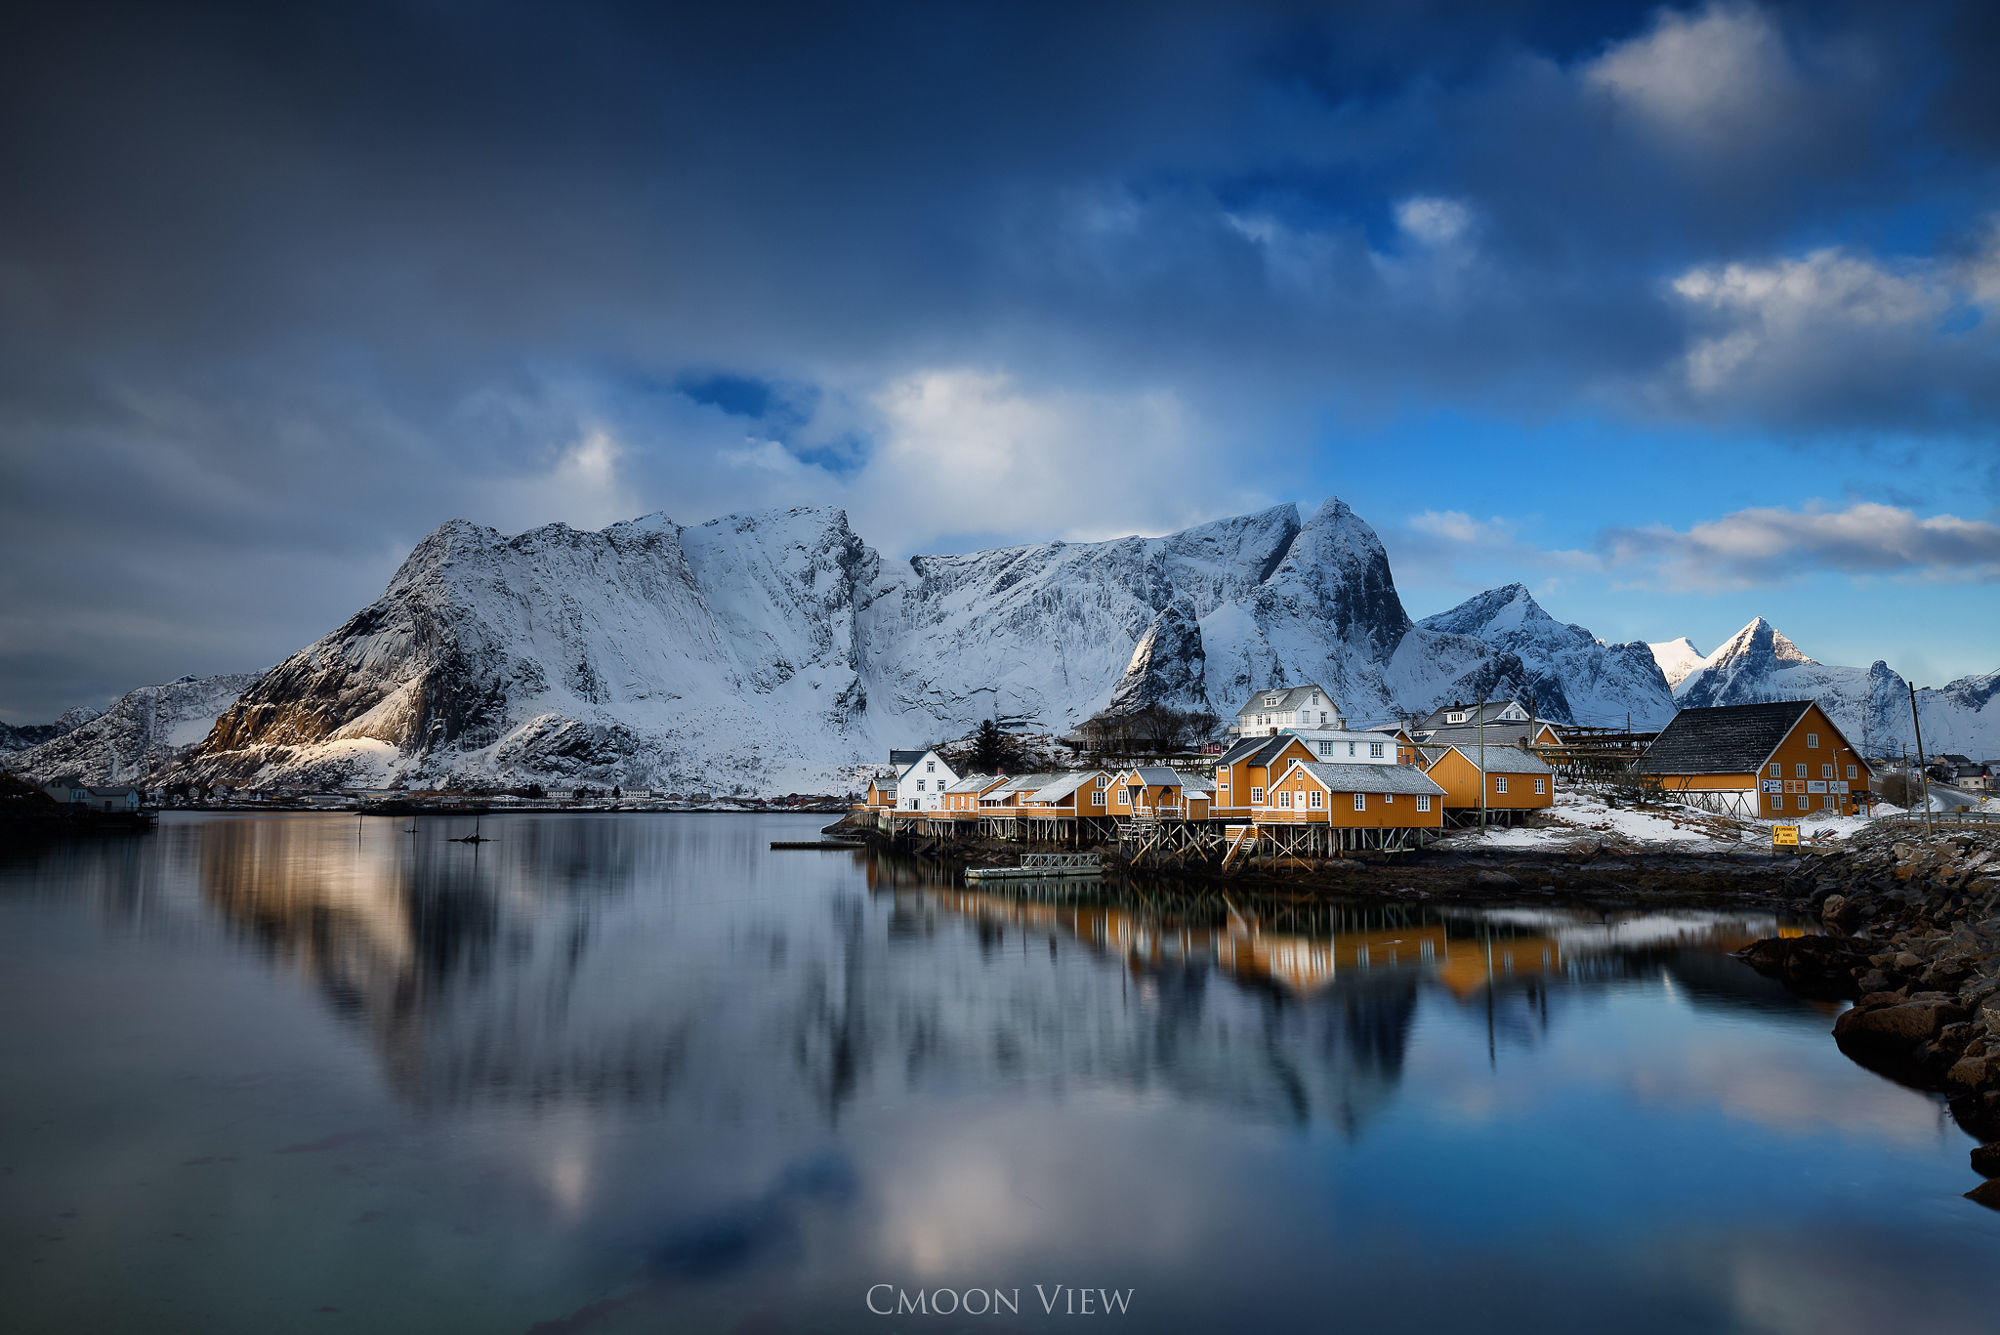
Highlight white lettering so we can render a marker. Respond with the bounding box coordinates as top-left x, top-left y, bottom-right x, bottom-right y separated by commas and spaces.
1102, 1289, 1134, 1314
1038, 1284, 1063, 1314
933, 1289, 959, 1315
963, 1289, 990, 1315
867, 1285, 894, 1315
899, 1291, 928, 1315
1079, 1290, 1097, 1314
995, 1289, 1019, 1315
